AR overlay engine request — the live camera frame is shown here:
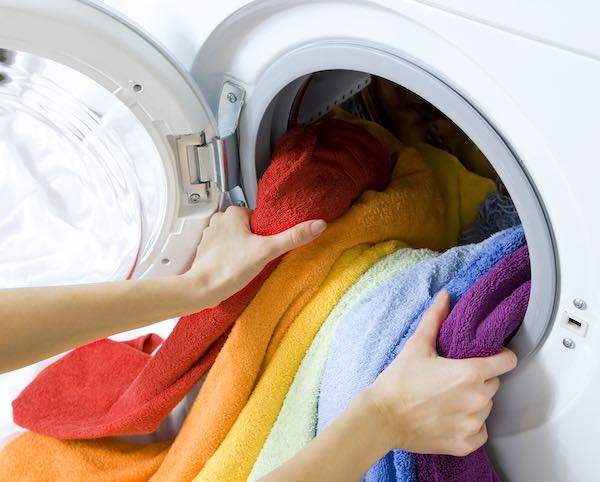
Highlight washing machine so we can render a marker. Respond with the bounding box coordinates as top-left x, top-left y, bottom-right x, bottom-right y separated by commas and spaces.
0, 0, 599, 480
